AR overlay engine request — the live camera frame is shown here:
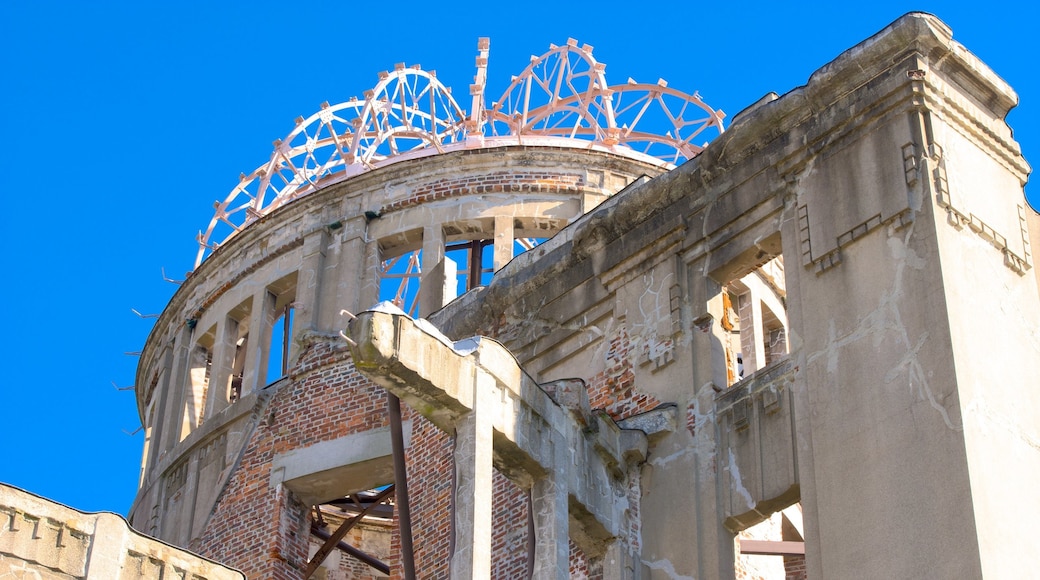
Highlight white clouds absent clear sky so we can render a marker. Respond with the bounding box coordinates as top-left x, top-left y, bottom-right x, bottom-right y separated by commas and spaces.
1, 0, 1036, 516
